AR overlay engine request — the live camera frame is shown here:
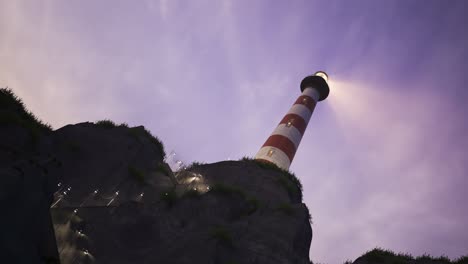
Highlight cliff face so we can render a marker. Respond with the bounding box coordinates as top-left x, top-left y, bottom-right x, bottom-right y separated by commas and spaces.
48, 122, 312, 264
0, 88, 312, 264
